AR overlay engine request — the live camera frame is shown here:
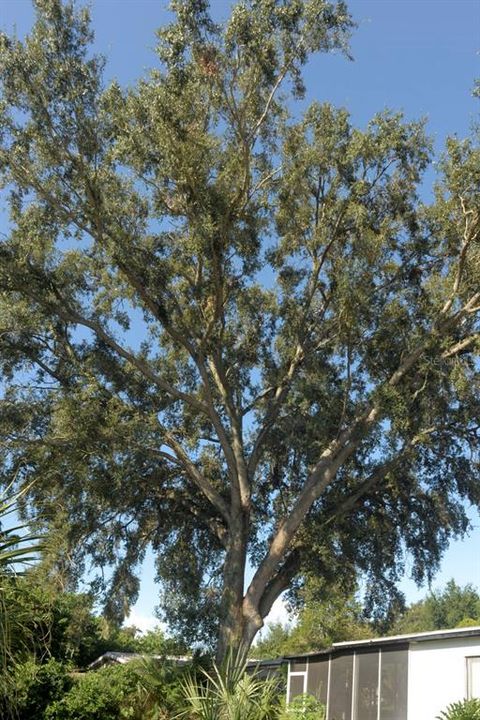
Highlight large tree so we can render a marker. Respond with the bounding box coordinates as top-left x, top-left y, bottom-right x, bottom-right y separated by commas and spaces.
0, 0, 479, 659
